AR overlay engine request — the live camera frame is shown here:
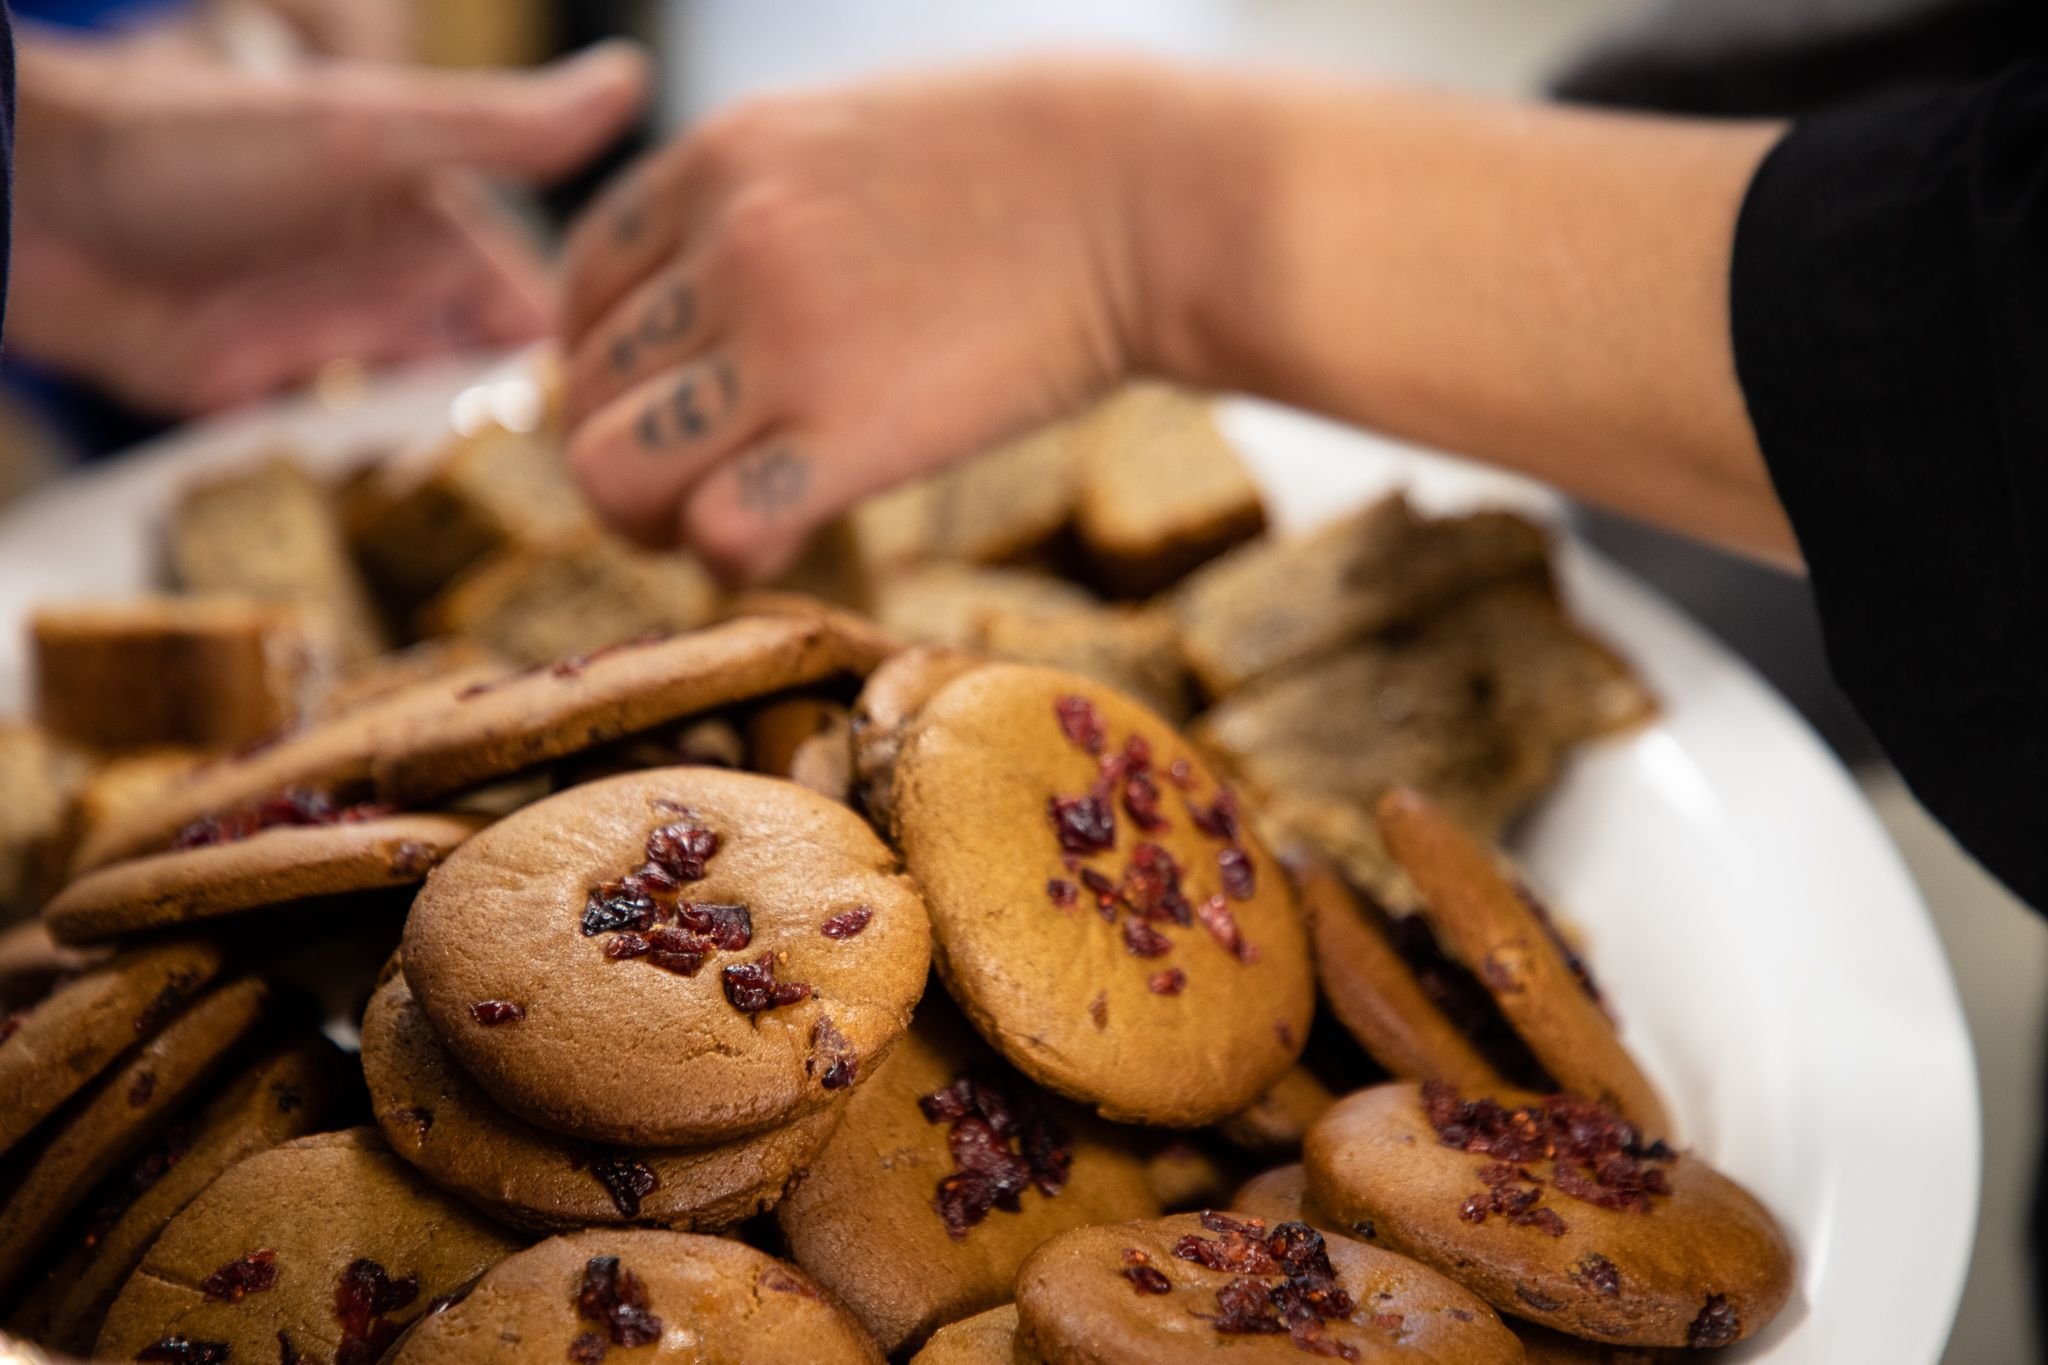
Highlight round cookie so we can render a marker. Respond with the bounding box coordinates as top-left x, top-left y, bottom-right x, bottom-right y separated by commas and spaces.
0, 938, 223, 1158
373, 613, 893, 806
96, 1127, 523, 1364
385, 1228, 883, 1364
1230, 1163, 1338, 1232
1014, 1212, 1523, 1364
44, 812, 487, 944
1375, 788, 1669, 1137
1139, 1136, 1240, 1213
892, 665, 1313, 1126
402, 767, 929, 1145
1293, 851, 1504, 1090
909, 1304, 1020, 1364
1302, 1083, 1793, 1349
848, 645, 985, 827
363, 970, 844, 1231
1216, 1065, 1337, 1155
68, 663, 503, 874
0, 976, 270, 1295
748, 696, 856, 803
773, 1002, 1159, 1353
9, 1037, 347, 1354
